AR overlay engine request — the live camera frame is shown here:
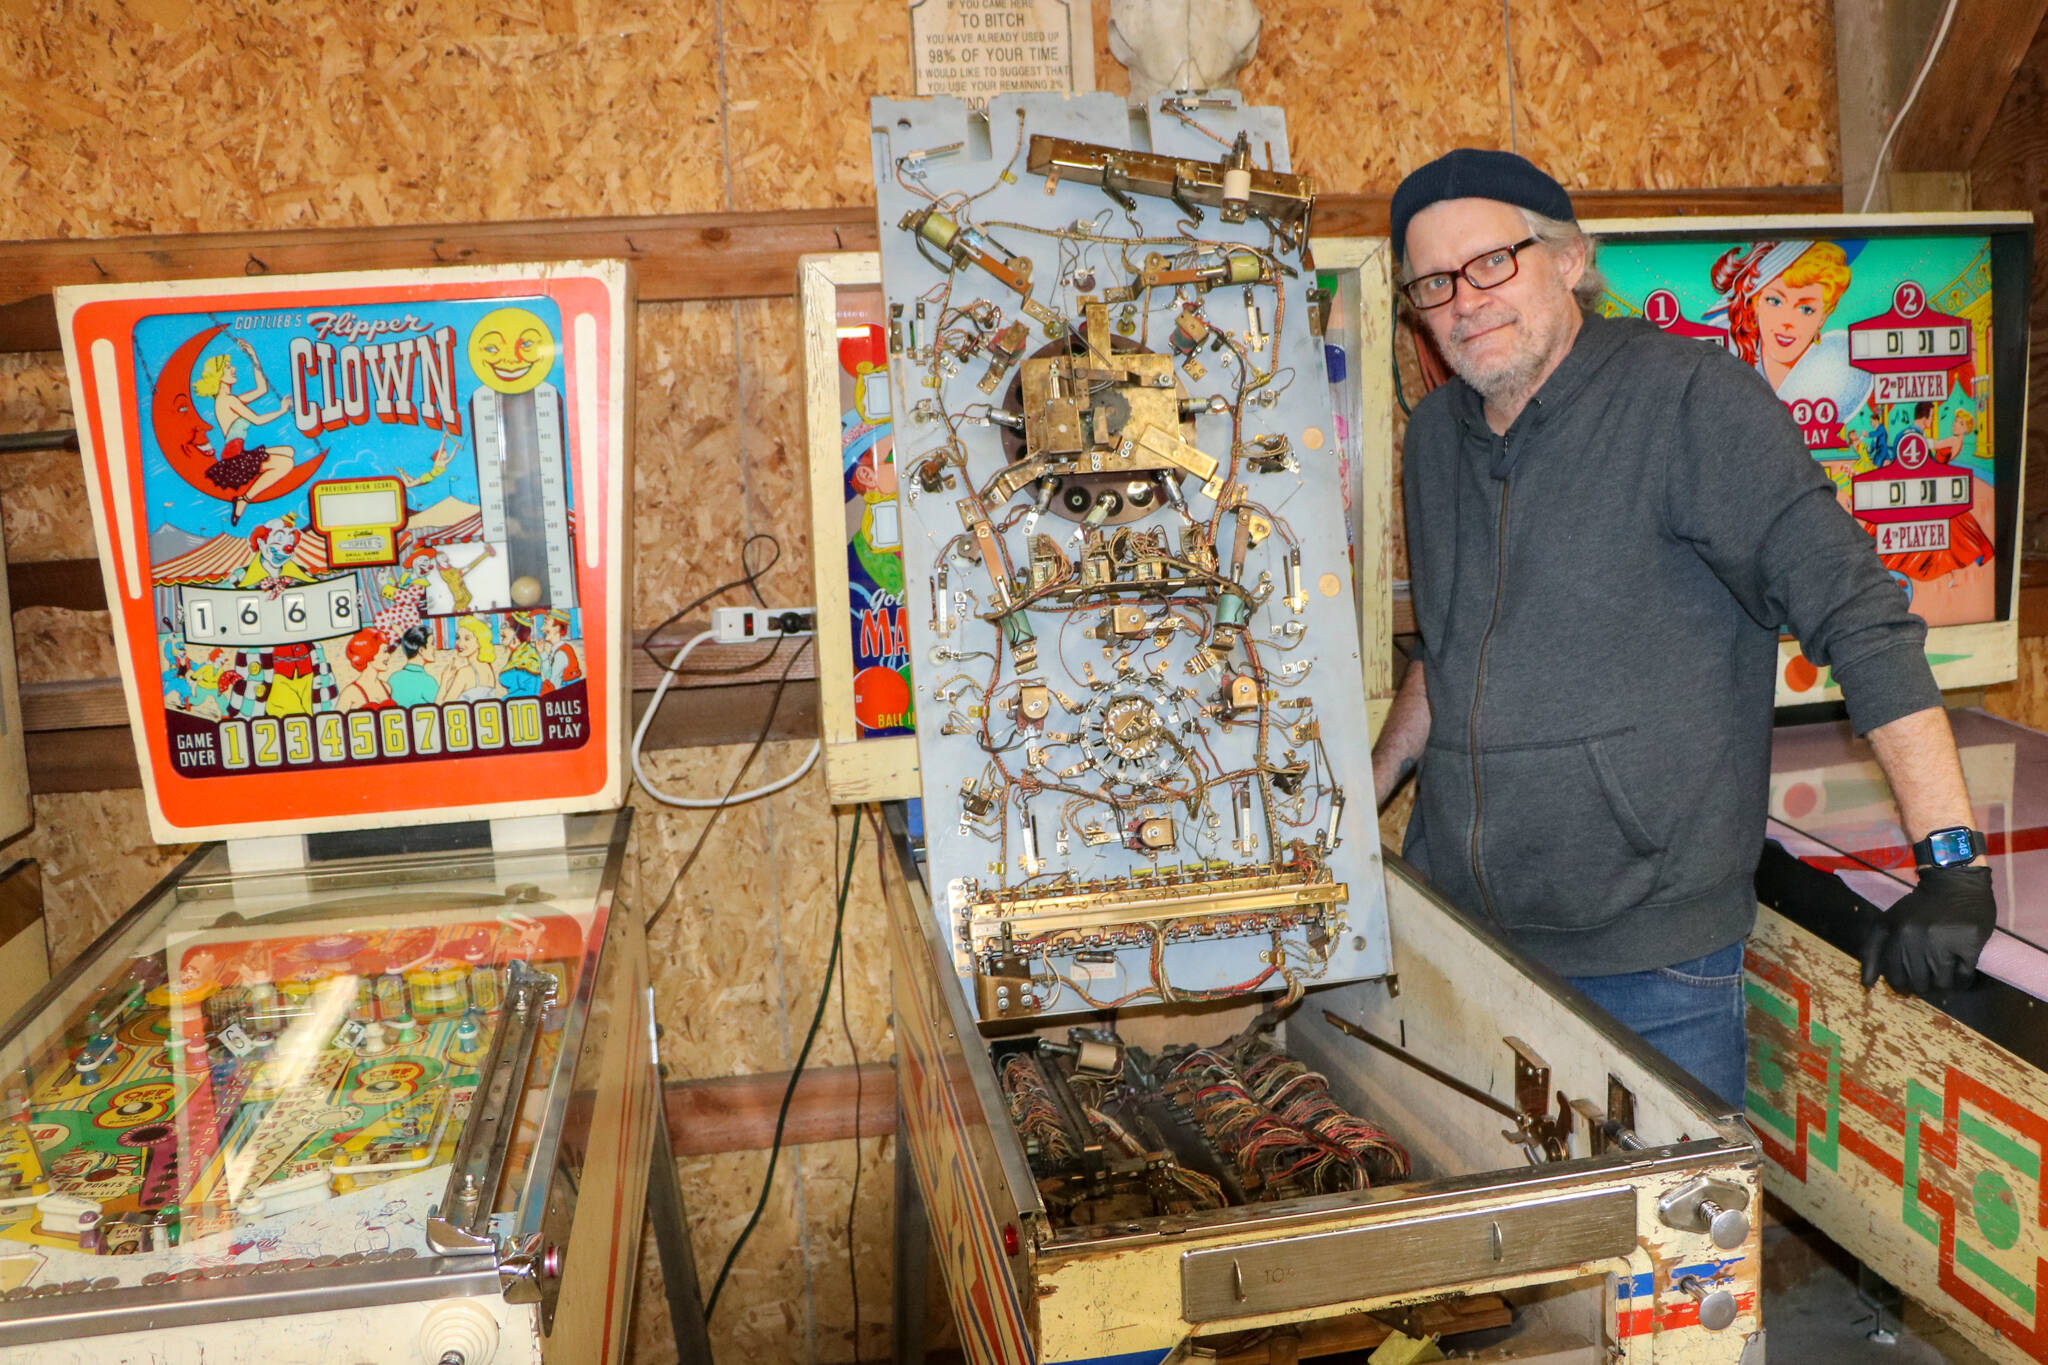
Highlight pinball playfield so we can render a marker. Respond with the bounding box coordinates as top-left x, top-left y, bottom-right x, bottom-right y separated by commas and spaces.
0, 912, 582, 1267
